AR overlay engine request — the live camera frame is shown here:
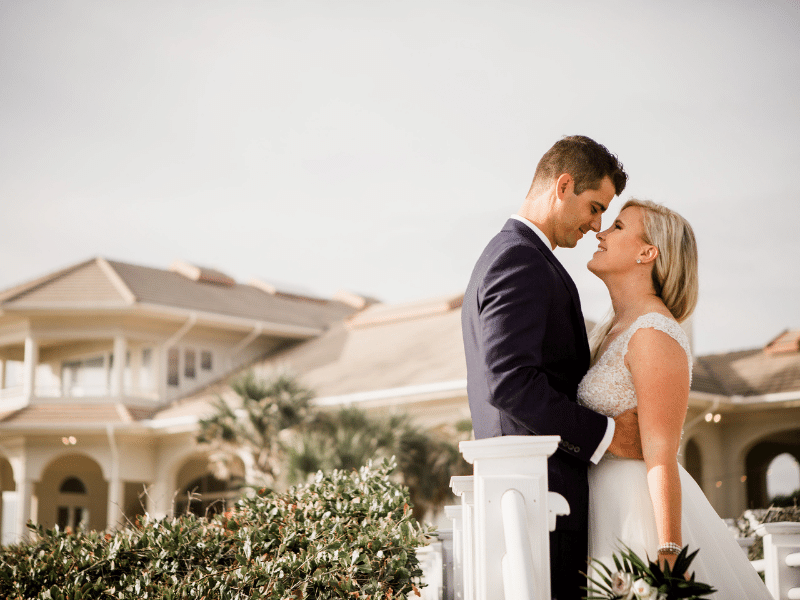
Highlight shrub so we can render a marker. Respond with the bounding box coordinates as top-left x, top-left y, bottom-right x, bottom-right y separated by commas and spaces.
0, 459, 434, 600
